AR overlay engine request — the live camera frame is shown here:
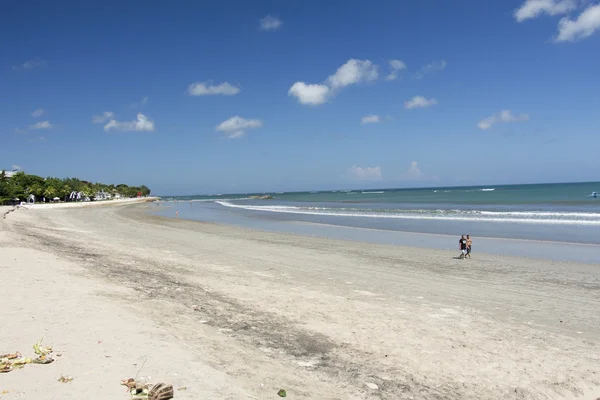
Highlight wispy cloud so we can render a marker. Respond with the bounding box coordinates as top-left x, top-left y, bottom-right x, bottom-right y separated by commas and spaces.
92, 111, 115, 124
415, 60, 446, 79
555, 3, 600, 42
385, 59, 407, 81
260, 15, 283, 31
188, 82, 241, 96
514, 0, 576, 22
289, 59, 378, 106
478, 110, 529, 130
131, 96, 149, 108
404, 96, 437, 109
216, 116, 262, 139
347, 166, 382, 181
12, 58, 46, 71
31, 108, 45, 118
399, 161, 438, 181
104, 113, 155, 132
30, 121, 53, 129
361, 114, 381, 124
28, 136, 46, 143
12, 164, 22, 171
